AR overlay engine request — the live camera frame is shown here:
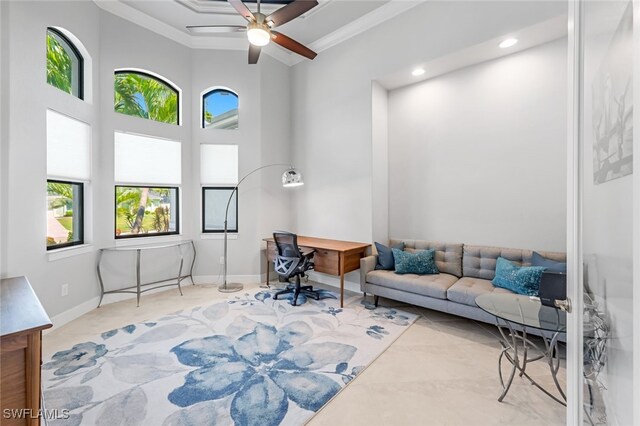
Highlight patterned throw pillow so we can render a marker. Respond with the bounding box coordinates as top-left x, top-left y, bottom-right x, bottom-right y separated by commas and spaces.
492, 257, 547, 296
391, 248, 439, 275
